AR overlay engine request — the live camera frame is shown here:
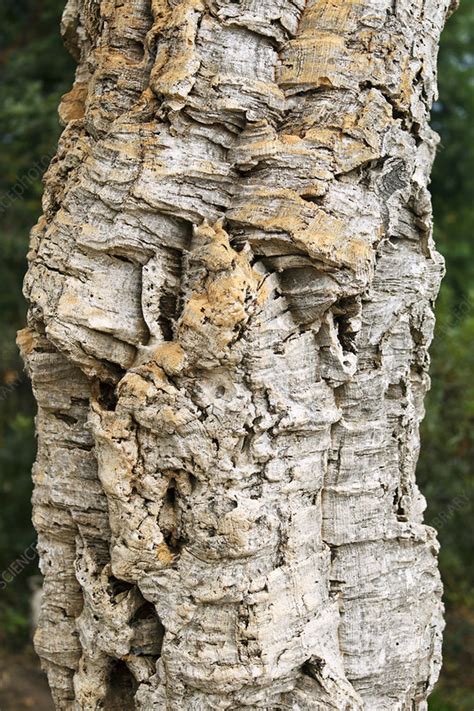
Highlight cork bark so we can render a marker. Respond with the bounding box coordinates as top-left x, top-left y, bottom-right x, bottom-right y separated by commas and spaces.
19, 0, 453, 708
